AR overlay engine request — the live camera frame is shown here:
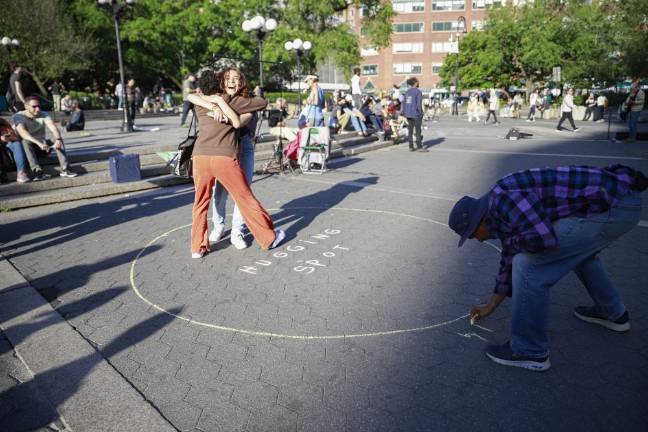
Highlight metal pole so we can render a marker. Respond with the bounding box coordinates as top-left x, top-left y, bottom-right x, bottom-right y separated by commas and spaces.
114, 12, 132, 132
296, 52, 301, 109
258, 35, 264, 90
